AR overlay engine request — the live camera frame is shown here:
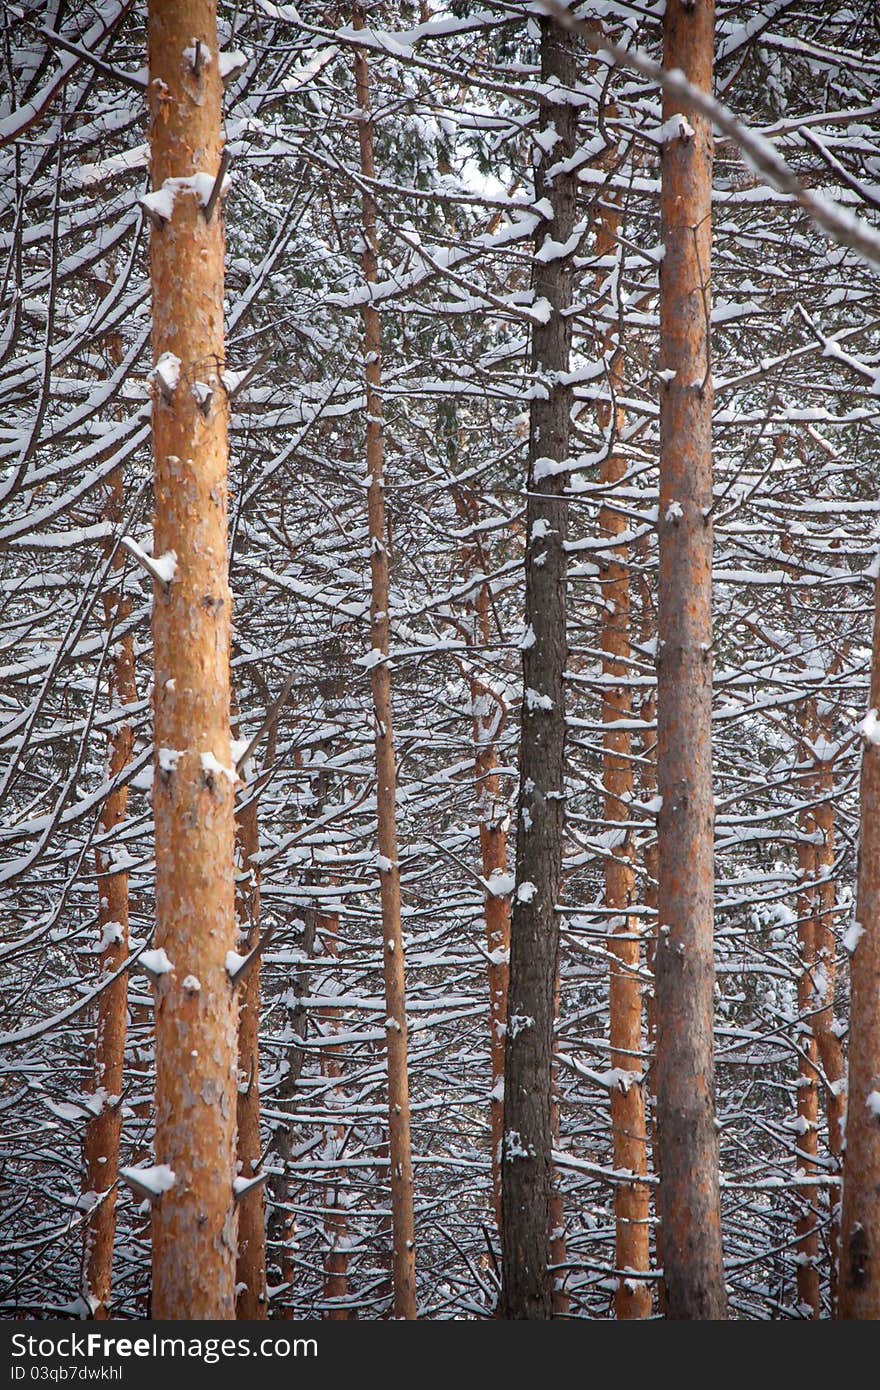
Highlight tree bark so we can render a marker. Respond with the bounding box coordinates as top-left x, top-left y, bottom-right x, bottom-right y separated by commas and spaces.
82, 449, 136, 1320
654, 0, 727, 1320
500, 13, 577, 1320
595, 122, 652, 1322
147, 0, 238, 1320
839, 578, 880, 1319
353, 6, 417, 1320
